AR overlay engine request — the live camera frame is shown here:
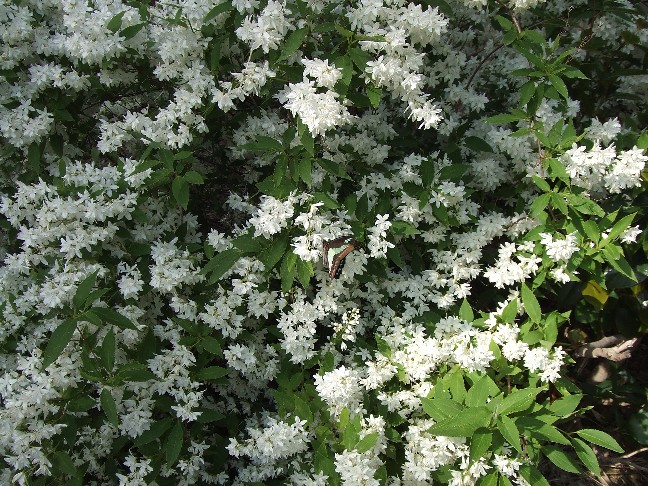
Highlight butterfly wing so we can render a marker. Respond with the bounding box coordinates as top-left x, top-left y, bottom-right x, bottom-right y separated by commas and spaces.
323, 237, 356, 279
